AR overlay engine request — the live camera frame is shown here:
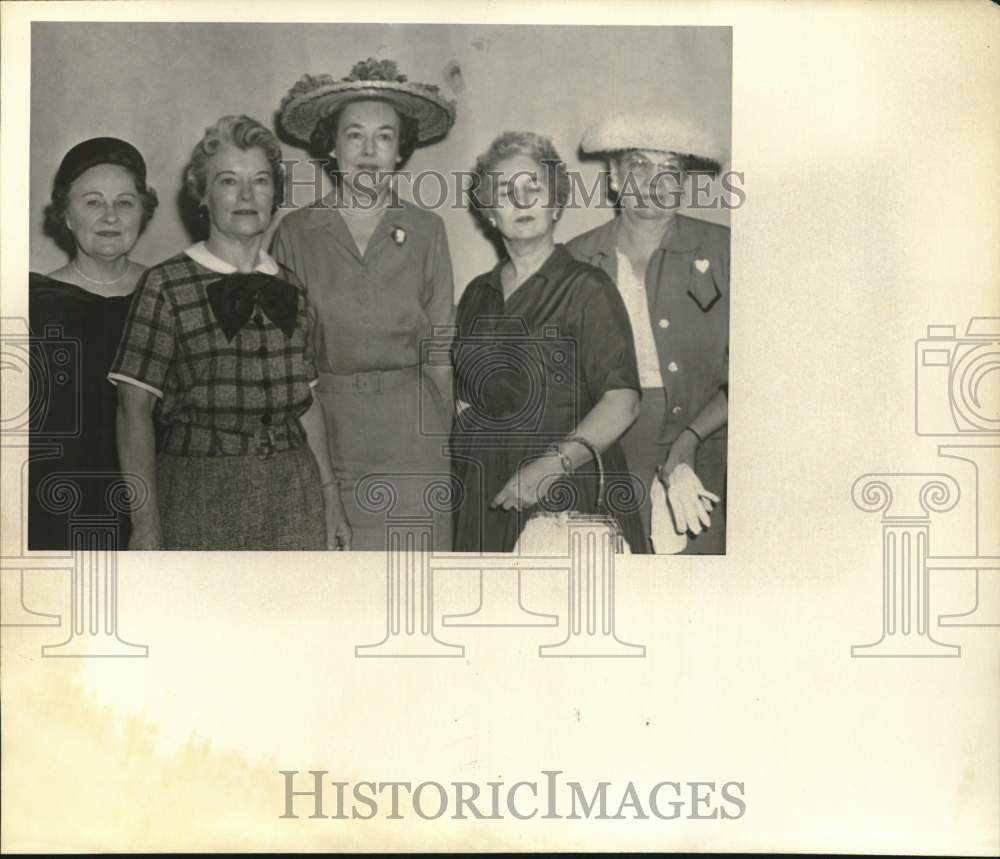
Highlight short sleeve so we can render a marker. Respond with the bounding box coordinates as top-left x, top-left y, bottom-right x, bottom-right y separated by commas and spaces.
107, 268, 176, 398
425, 217, 456, 333
576, 270, 641, 401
